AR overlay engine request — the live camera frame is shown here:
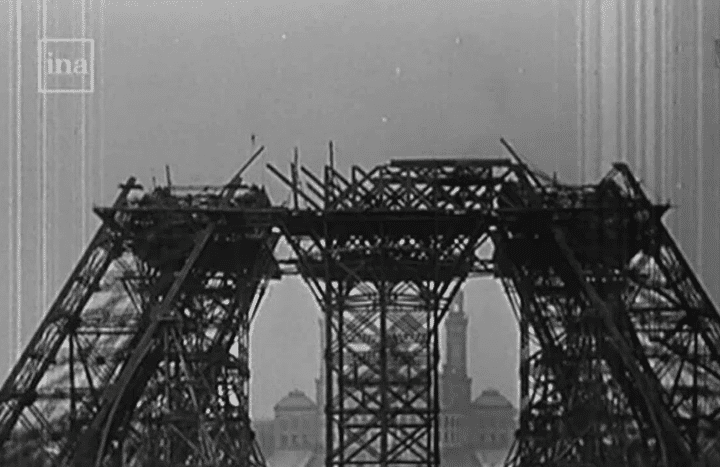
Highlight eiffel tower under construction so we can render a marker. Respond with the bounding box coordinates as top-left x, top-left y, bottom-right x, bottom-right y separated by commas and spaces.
2, 139, 720, 467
